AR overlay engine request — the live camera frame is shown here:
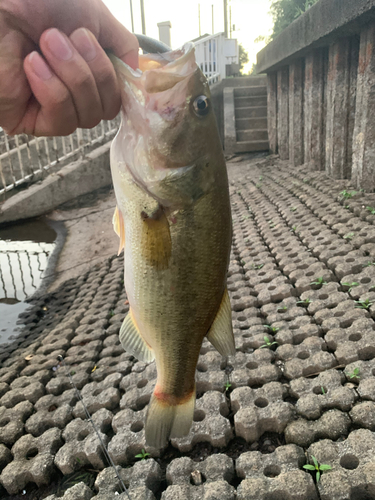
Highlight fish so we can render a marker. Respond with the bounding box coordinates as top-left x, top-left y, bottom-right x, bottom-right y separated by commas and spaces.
109, 42, 234, 449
